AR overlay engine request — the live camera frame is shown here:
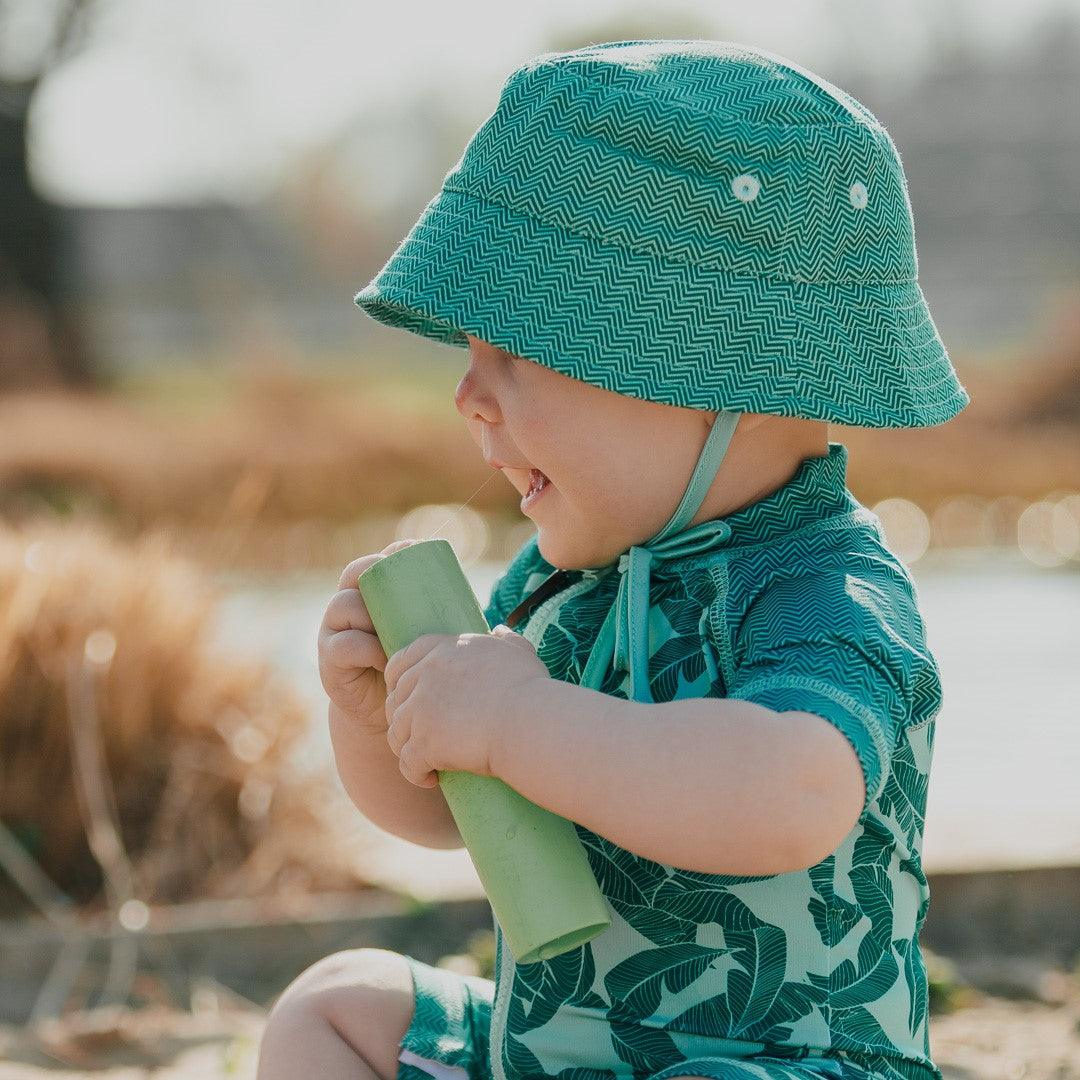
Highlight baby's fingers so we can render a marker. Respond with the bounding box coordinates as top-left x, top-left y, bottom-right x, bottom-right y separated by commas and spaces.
321, 588, 376, 637
322, 628, 388, 673
323, 538, 422, 666
335, 538, 420, 592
